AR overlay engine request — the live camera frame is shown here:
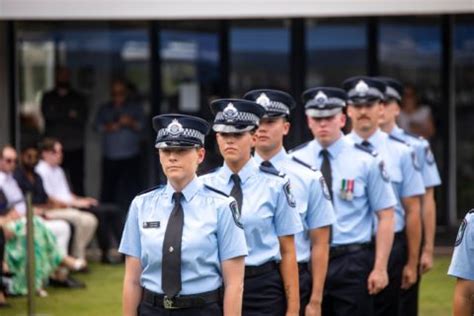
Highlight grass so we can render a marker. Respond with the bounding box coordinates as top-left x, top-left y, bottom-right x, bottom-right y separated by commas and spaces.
4, 256, 455, 316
